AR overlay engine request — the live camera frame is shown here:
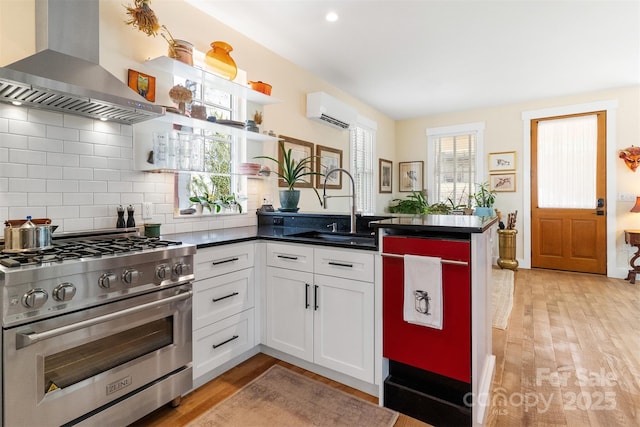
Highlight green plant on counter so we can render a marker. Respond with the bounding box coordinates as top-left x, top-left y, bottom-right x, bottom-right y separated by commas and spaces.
388, 191, 431, 214
473, 181, 497, 208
